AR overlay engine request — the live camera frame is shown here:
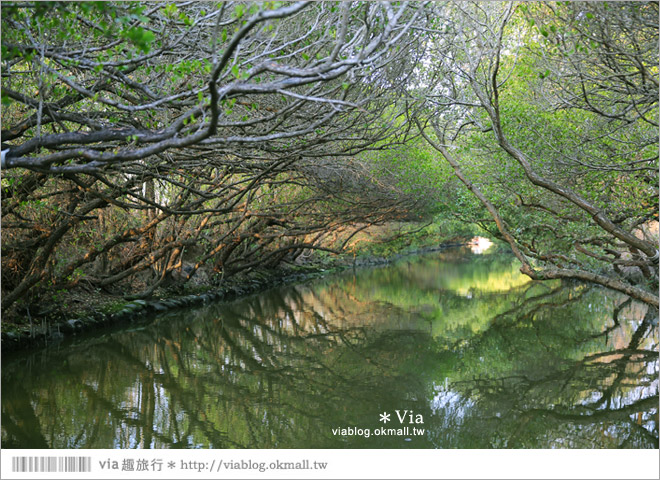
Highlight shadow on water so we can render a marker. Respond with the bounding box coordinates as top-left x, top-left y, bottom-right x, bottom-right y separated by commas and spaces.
2, 248, 658, 448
